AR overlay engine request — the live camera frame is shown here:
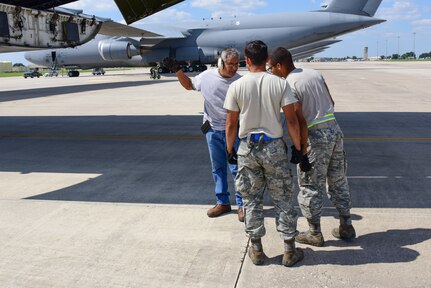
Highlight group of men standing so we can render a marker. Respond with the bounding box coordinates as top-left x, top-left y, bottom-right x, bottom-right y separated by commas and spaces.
164, 40, 356, 267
